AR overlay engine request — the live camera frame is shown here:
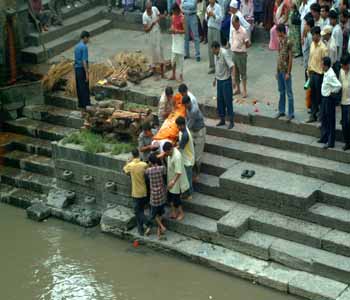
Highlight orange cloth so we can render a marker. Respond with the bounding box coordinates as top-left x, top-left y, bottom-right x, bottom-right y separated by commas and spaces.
153, 93, 186, 143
